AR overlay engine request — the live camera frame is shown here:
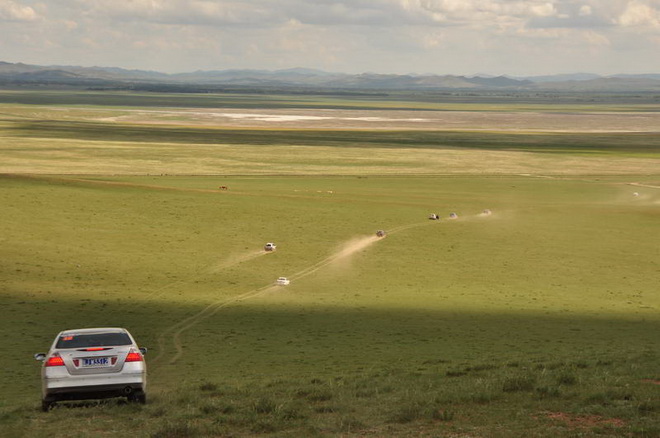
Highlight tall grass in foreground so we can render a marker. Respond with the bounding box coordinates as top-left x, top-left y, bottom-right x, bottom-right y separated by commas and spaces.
1, 355, 657, 437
